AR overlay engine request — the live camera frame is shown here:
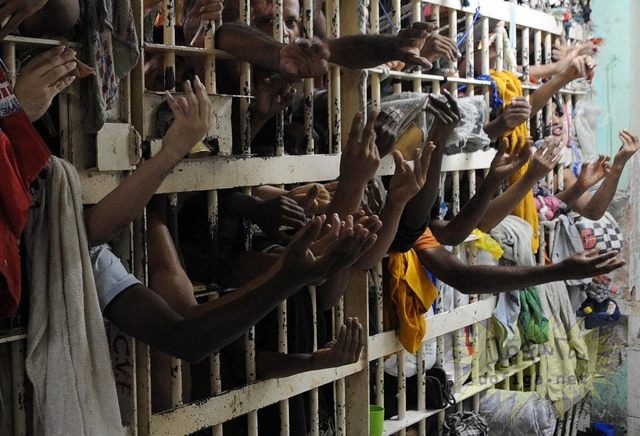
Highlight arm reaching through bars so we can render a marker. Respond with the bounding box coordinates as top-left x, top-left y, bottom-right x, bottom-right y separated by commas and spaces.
85, 77, 211, 246
102, 216, 374, 363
